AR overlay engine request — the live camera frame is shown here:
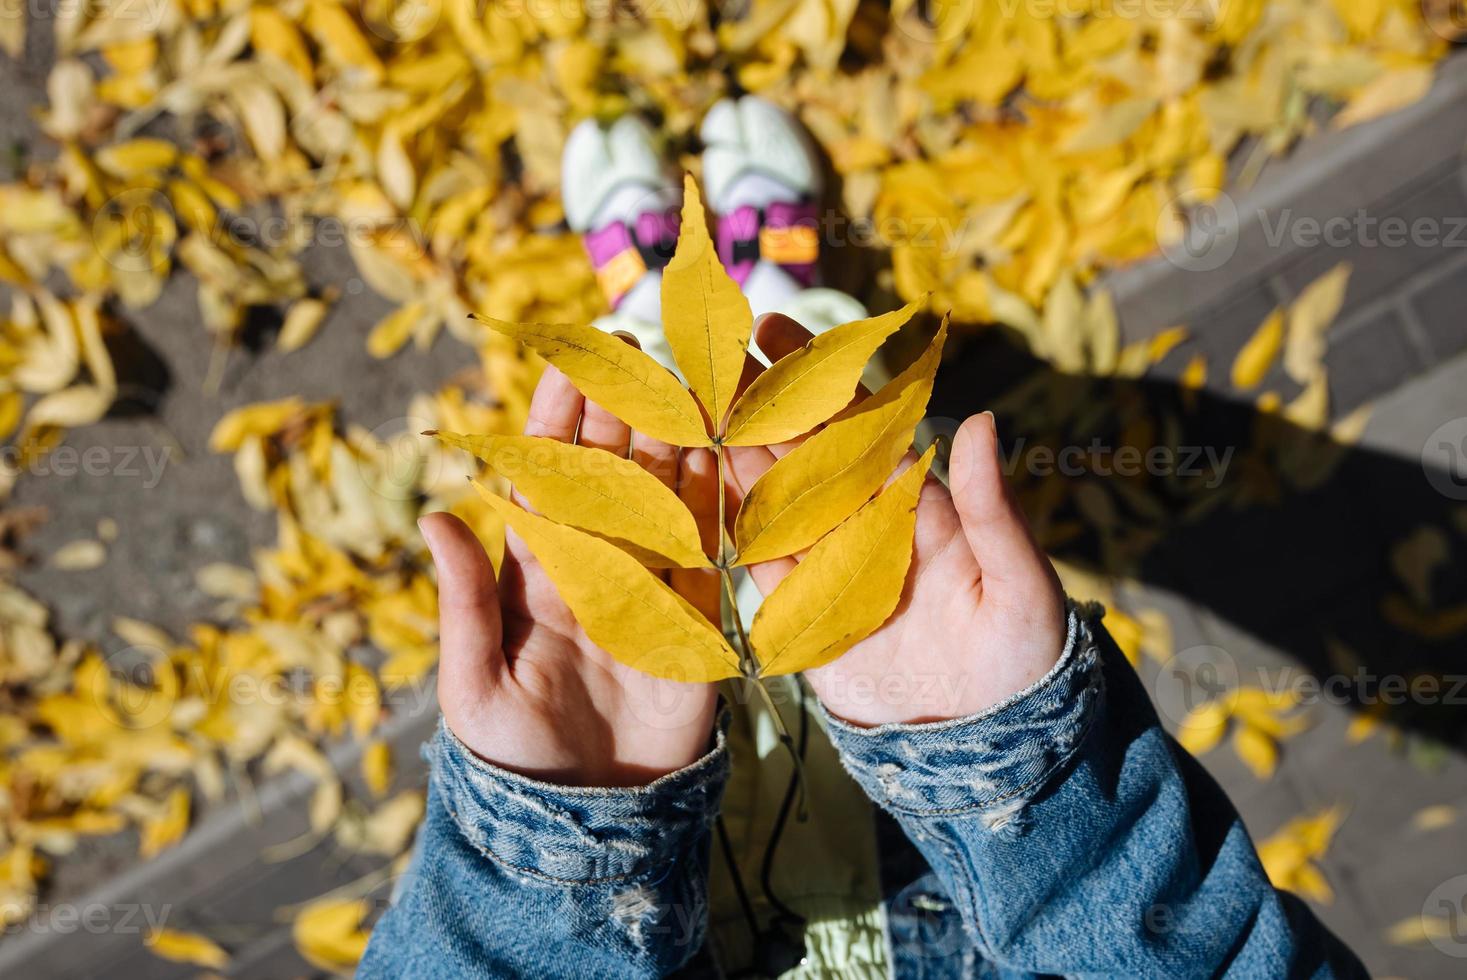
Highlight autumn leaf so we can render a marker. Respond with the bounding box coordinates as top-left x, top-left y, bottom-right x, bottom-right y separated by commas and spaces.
432, 432, 709, 568
752, 447, 934, 676
1257, 806, 1343, 904
144, 927, 230, 968
661, 175, 752, 432
478, 315, 709, 446
1231, 308, 1284, 389
1232, 723, 1279, 779
362, 740, 392, 798
293, 897, 371, 973
736, 320, 946, 565
1284, 263, 1351, 384
476, 484, 740, 681
724, 299, 920, 446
